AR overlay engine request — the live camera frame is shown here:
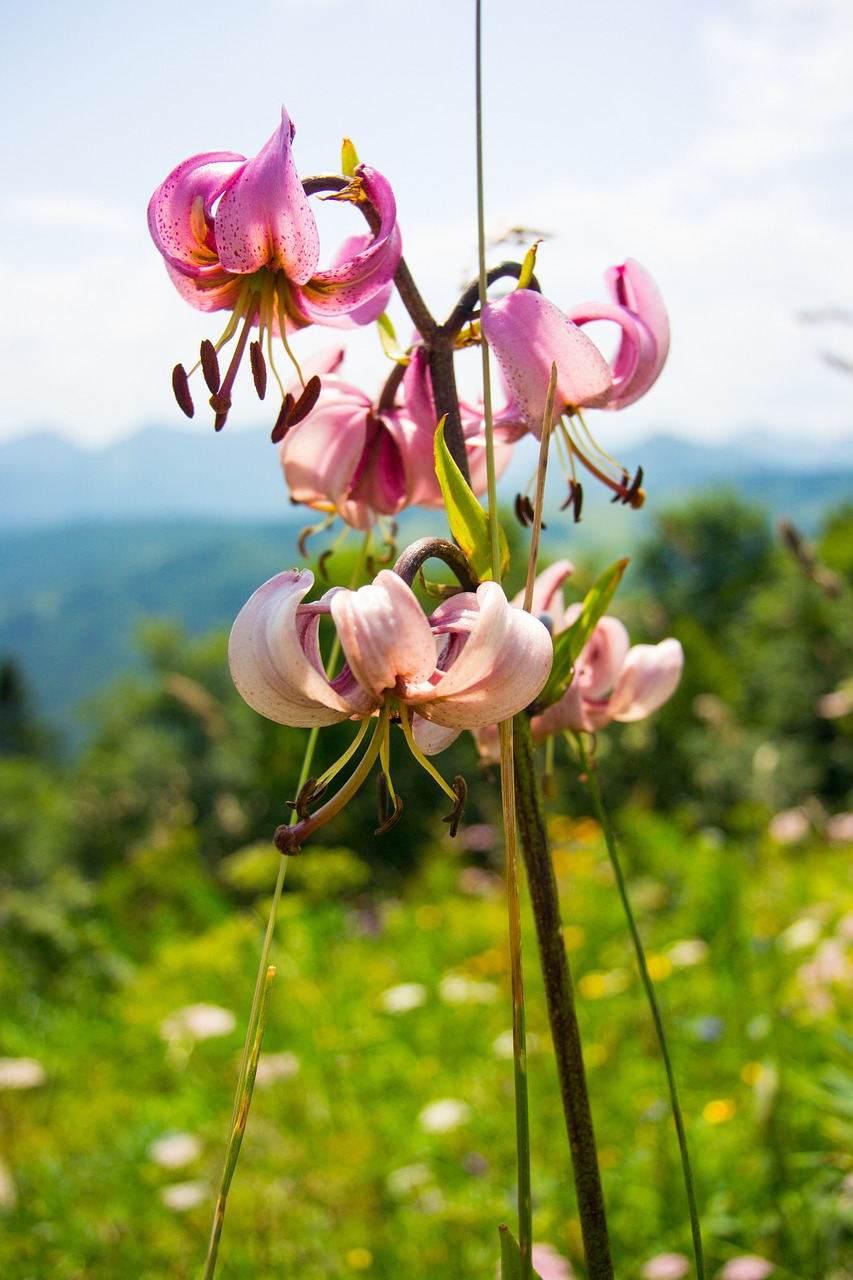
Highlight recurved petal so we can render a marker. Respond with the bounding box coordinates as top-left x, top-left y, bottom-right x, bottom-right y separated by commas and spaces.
411, 716, 462, 756
481, 291, 613, 434
296, 166, 403, 321
591, 637, 684, 727
214, 107, 321, 281
576, 615, 631, 697
564, 299, 642, 405
603, 260, 670, 408
148, 151, 246, 271
511, 559, 574, 619
331, 571, 439, 700
416, 582, 553, 728
229, 569, 370, 727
